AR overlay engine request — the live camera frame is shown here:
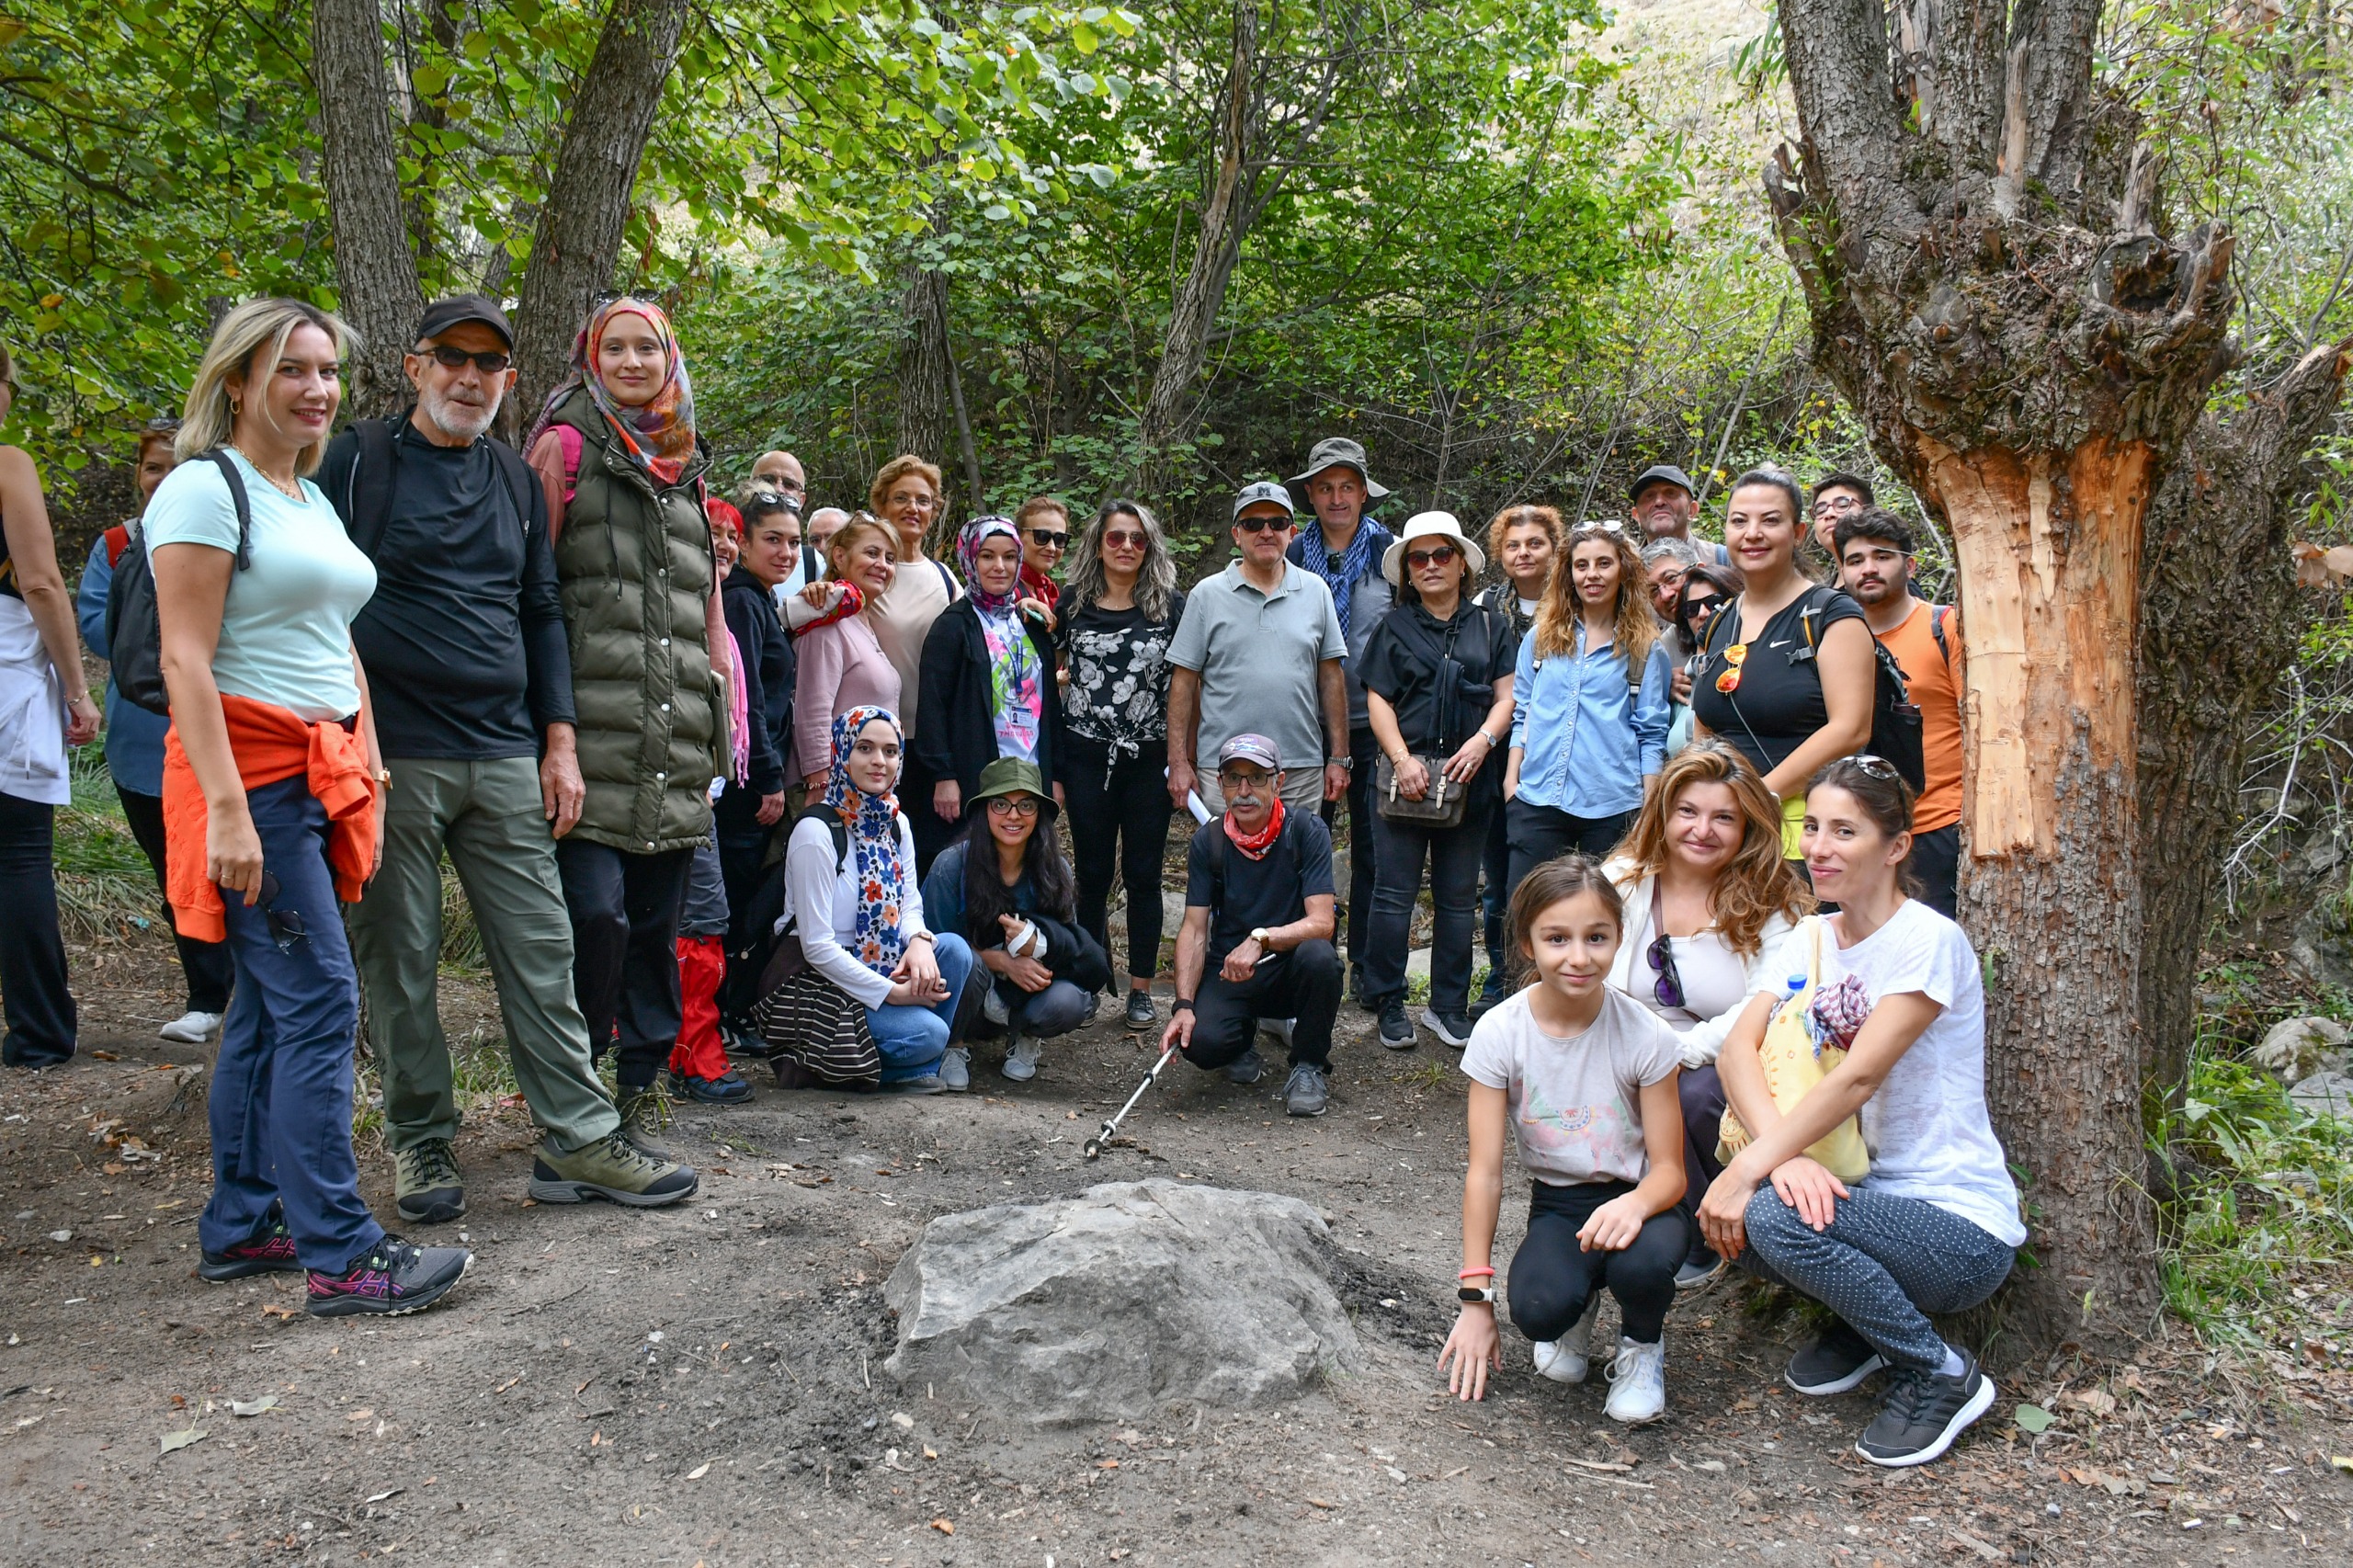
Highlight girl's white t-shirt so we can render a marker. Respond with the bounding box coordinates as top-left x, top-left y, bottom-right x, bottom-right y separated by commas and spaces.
1460, 987, 1681, 1187
1757, 900, 2026, 1245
